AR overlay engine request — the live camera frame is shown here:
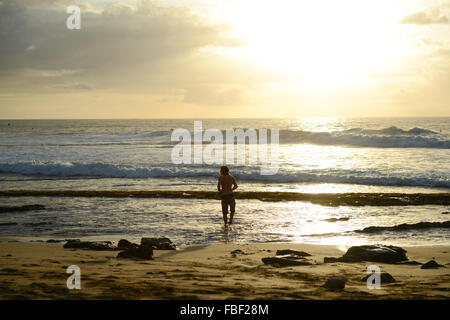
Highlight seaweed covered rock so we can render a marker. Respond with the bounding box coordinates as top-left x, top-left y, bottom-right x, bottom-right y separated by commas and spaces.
63, 240, 117, 251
